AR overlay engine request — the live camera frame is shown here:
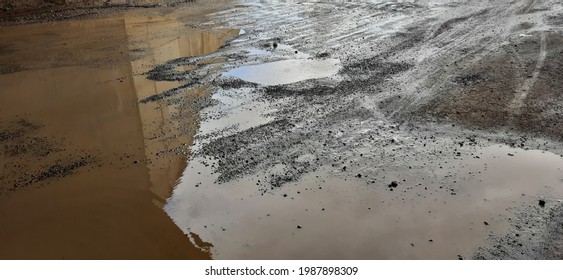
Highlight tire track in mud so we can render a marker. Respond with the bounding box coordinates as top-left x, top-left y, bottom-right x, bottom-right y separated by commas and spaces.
509, 32, 547, 115
145, 0, 546, 186
519, 0, 541, 14
206, 1, 427, 56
